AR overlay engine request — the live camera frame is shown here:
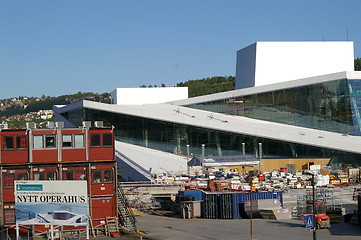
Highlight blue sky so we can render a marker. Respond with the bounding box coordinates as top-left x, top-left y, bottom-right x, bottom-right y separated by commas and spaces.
1, 0, 360, 99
